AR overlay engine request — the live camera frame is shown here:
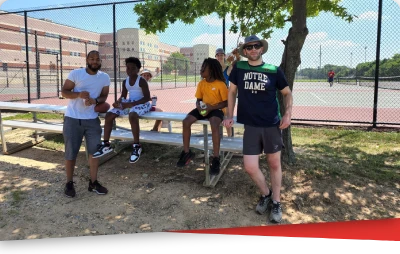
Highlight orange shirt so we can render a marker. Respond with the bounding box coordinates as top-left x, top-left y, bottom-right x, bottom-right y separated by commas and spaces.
195, 79, 228, 113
